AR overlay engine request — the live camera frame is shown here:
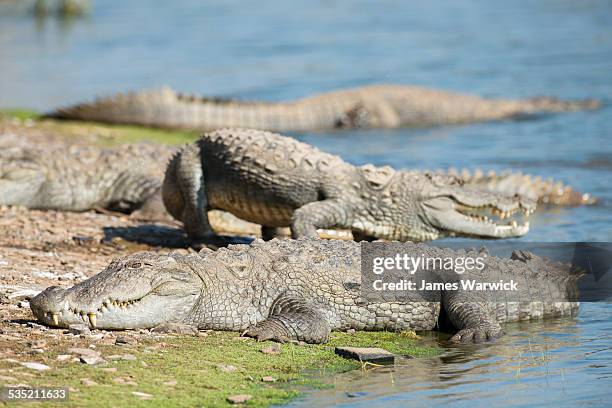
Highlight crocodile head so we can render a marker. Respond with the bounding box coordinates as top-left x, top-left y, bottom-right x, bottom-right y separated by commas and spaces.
30, 253, 202, 330
409, 173, 535, 241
